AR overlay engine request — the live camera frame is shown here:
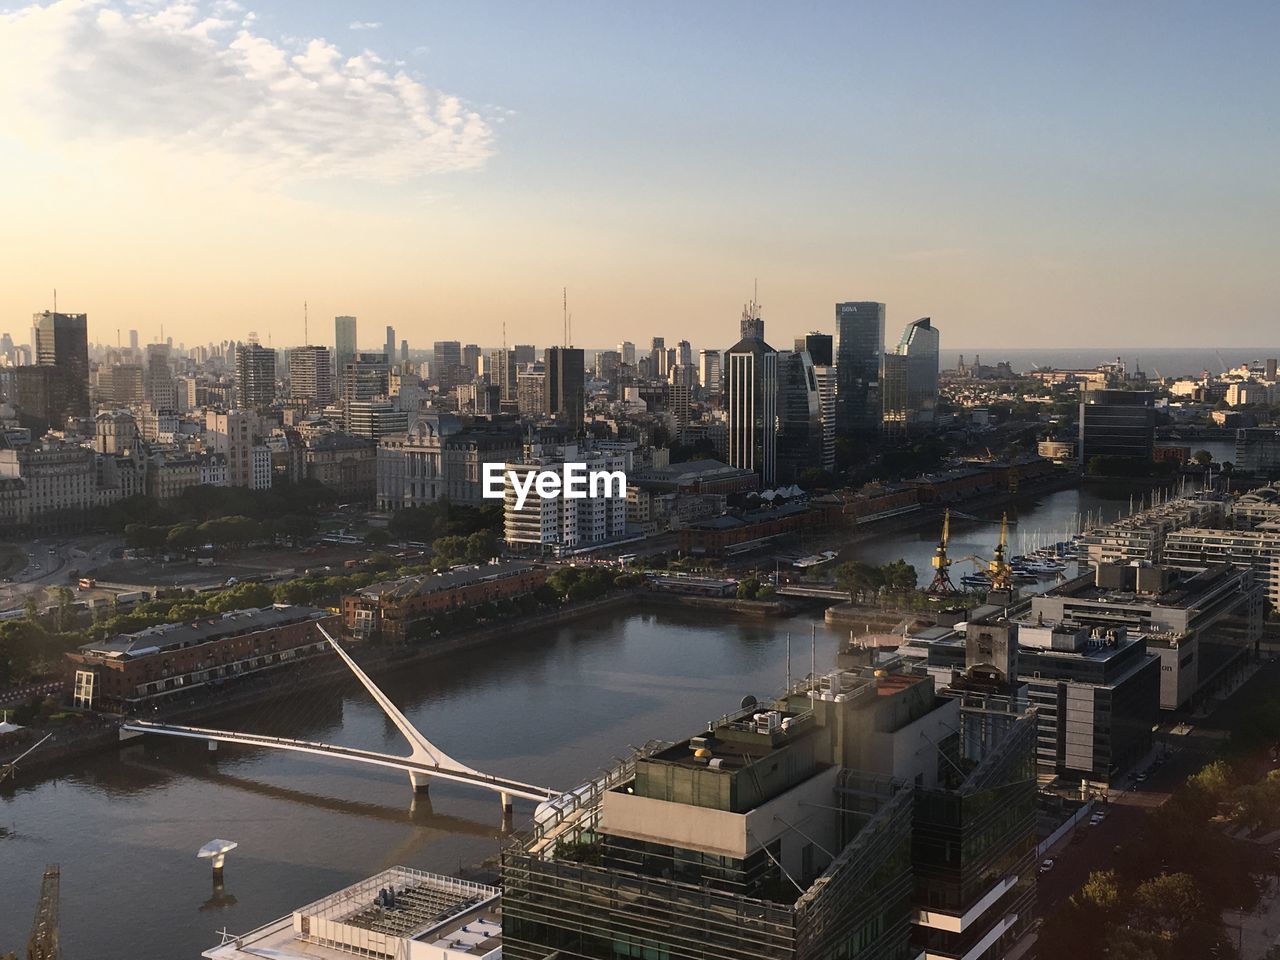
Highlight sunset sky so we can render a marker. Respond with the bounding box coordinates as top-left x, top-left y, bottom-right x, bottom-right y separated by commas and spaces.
1, 1, 1276, 352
